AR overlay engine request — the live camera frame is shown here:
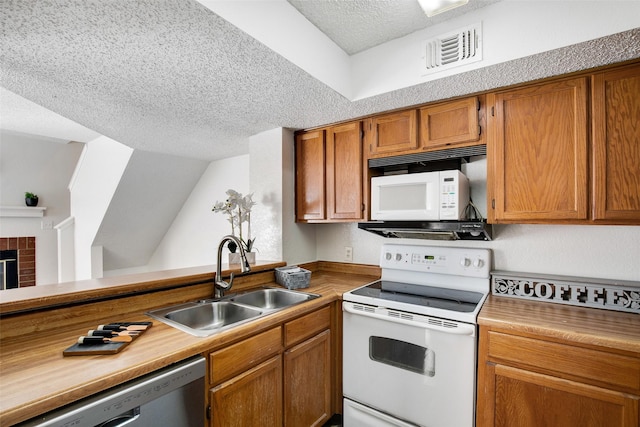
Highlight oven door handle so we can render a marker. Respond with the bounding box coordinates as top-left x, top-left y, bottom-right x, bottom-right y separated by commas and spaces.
343, 302, 476, 335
